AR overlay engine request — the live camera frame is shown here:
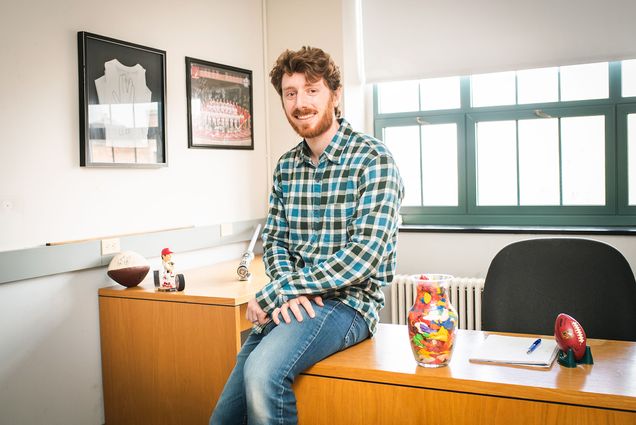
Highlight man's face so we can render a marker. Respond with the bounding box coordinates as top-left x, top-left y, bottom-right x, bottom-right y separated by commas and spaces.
281, 72, 339, 140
